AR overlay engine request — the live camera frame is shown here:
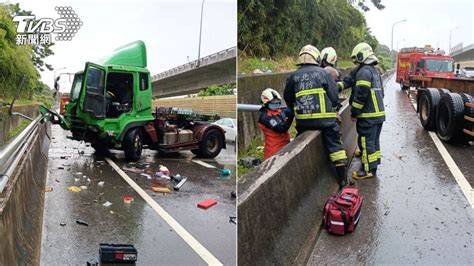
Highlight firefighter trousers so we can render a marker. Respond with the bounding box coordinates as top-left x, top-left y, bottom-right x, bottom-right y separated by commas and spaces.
357, 122, 383, 172
297, 123, 347, 165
